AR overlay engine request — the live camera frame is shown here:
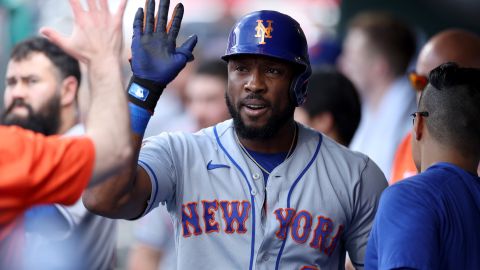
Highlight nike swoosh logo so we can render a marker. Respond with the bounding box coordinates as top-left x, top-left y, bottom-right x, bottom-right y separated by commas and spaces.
207, 160, 230, 170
